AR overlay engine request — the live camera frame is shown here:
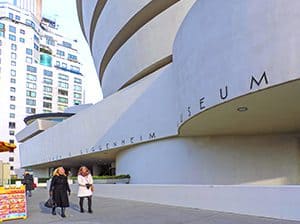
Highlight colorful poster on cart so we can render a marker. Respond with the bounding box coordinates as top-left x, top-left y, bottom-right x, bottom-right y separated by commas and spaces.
0, 186, 27, 221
